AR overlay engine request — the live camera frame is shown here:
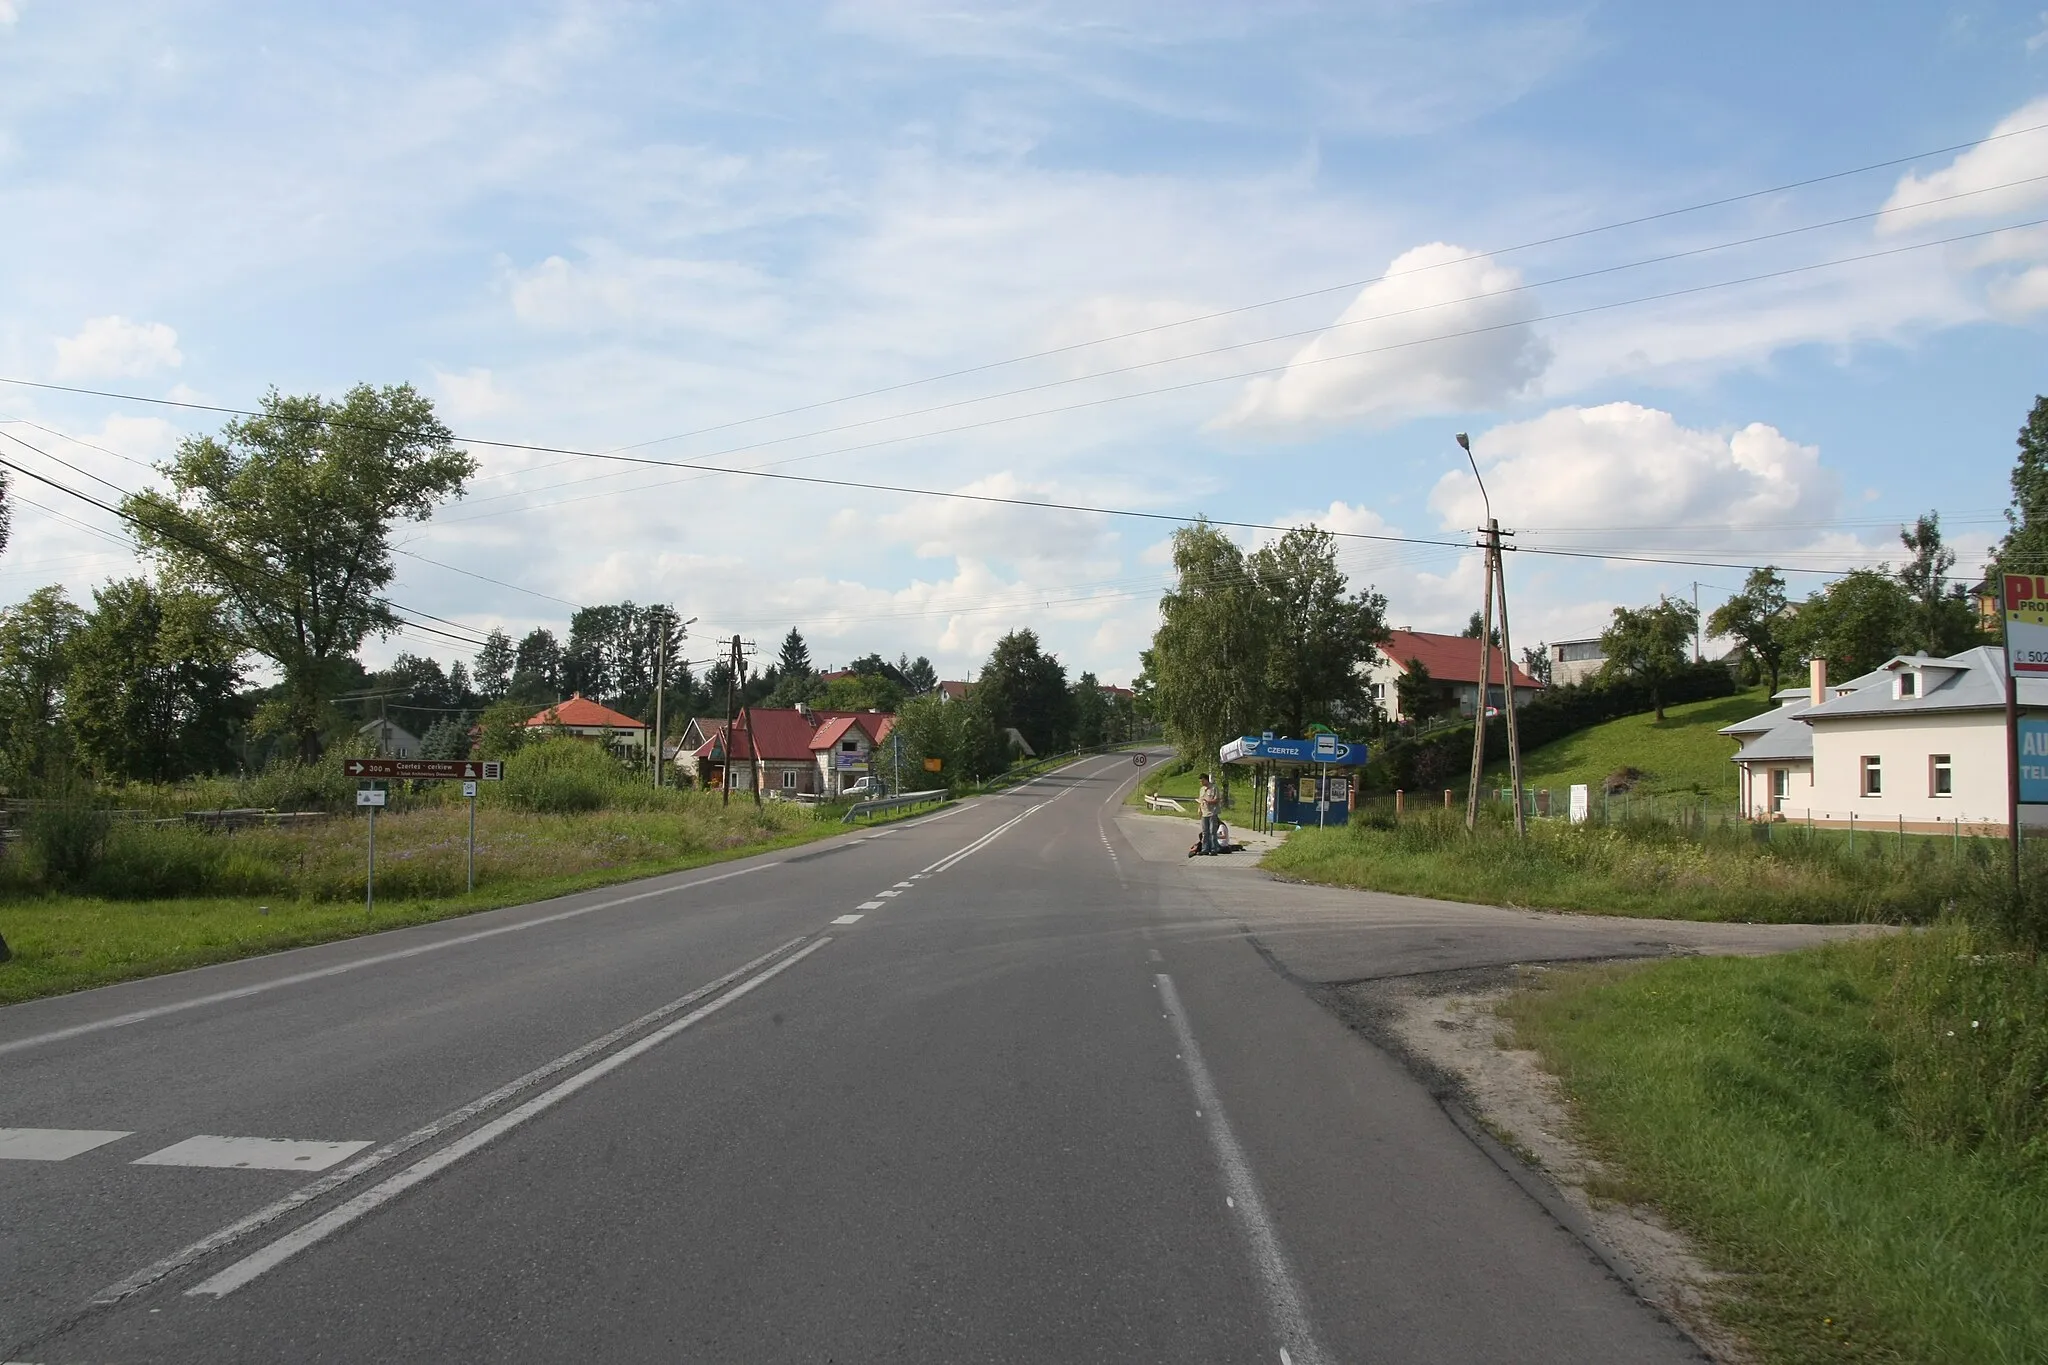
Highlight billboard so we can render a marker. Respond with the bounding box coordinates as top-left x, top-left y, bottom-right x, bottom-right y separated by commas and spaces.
2021, 718, 2048, 805
2004, 574, 2048, 676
